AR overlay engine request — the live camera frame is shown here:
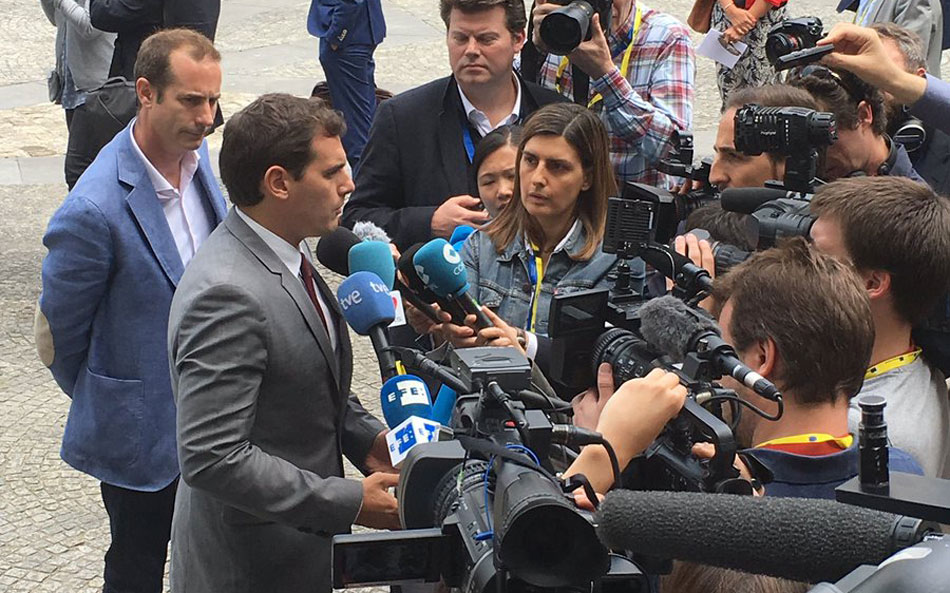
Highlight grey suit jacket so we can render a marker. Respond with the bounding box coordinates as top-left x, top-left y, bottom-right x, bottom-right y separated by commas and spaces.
167, 209, 385, 593
868, 0, 944, 75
